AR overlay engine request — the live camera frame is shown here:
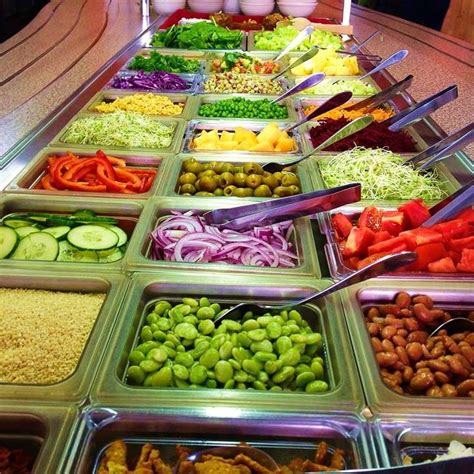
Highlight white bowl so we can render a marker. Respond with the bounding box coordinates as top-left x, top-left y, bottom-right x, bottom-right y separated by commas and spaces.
277, 2, 317, 16
239, 1, 275, 15
188, 0, 224, 13
153, 0, 186, 15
